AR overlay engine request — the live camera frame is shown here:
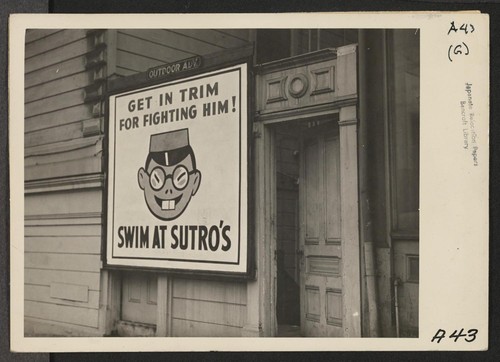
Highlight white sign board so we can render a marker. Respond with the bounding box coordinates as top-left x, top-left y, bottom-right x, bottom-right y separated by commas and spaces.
106, 64, 248, 274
